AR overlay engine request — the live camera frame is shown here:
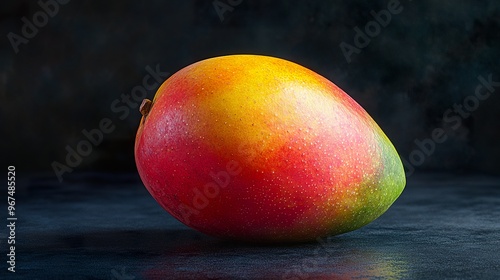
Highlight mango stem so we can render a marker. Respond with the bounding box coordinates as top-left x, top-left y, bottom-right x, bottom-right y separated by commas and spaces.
140, 99, 153, 118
